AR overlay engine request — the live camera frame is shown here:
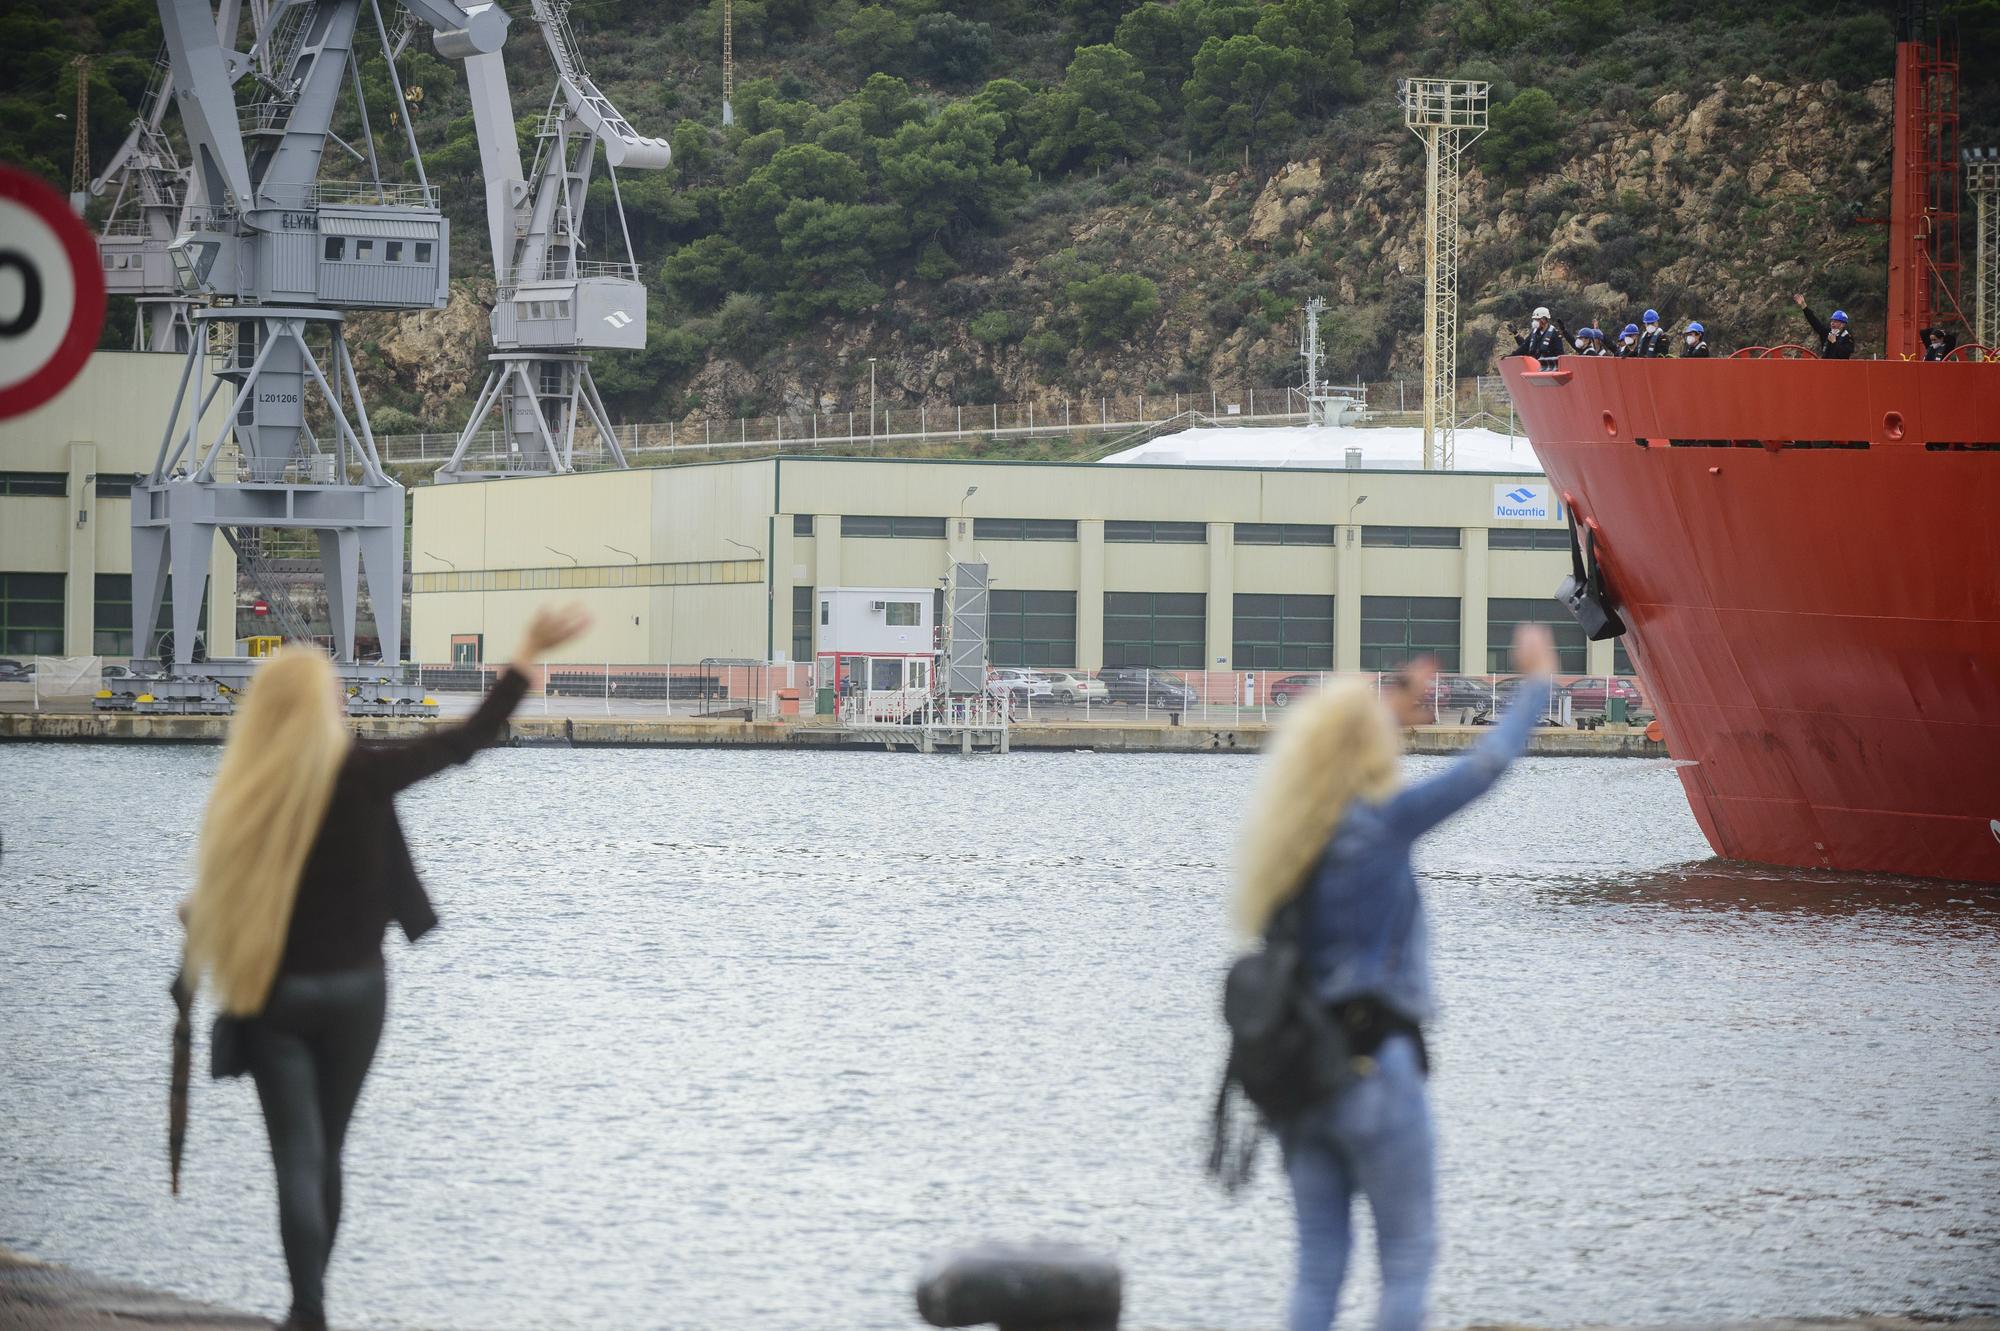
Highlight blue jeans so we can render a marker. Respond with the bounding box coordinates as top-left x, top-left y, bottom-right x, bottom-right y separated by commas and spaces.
1279, 1034, 1436, 1331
